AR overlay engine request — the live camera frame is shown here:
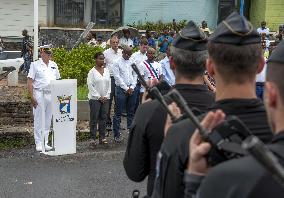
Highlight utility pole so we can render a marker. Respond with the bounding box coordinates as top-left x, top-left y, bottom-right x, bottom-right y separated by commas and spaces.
34, 0, 38, 61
